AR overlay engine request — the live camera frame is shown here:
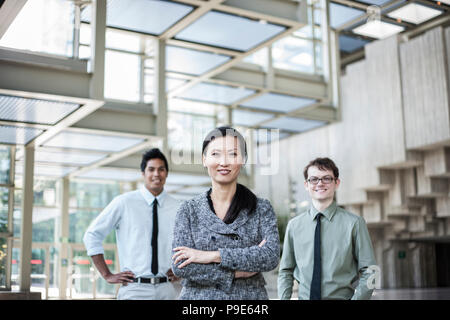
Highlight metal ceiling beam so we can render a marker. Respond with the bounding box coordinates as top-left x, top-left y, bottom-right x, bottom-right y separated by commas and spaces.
211, 64, 328, 100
